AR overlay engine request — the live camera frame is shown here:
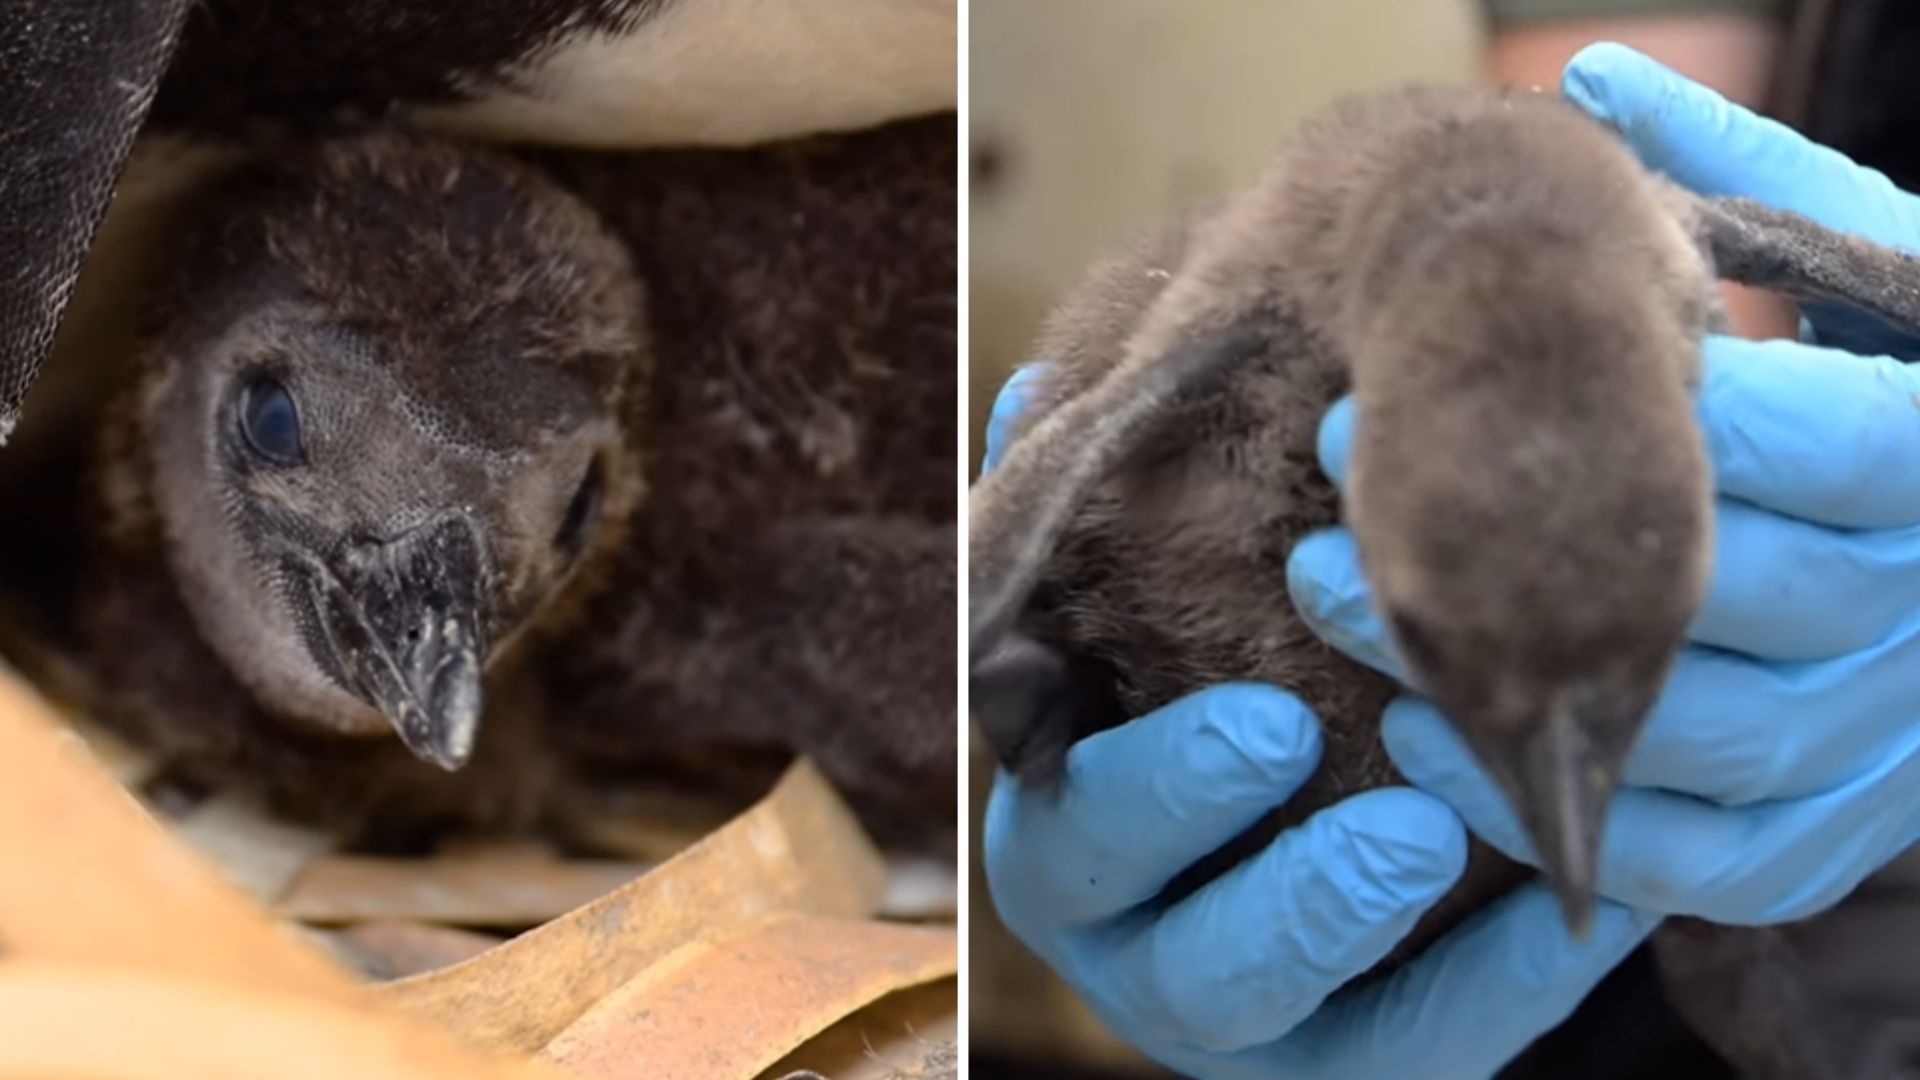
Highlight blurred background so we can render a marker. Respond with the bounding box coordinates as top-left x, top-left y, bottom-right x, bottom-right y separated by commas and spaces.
965, 0, 1888, 1075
